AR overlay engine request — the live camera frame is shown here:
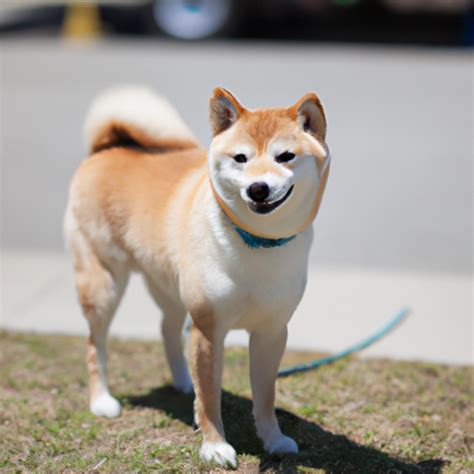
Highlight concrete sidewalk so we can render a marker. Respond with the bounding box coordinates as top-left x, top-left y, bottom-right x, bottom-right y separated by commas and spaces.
1, 251, 471, 365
